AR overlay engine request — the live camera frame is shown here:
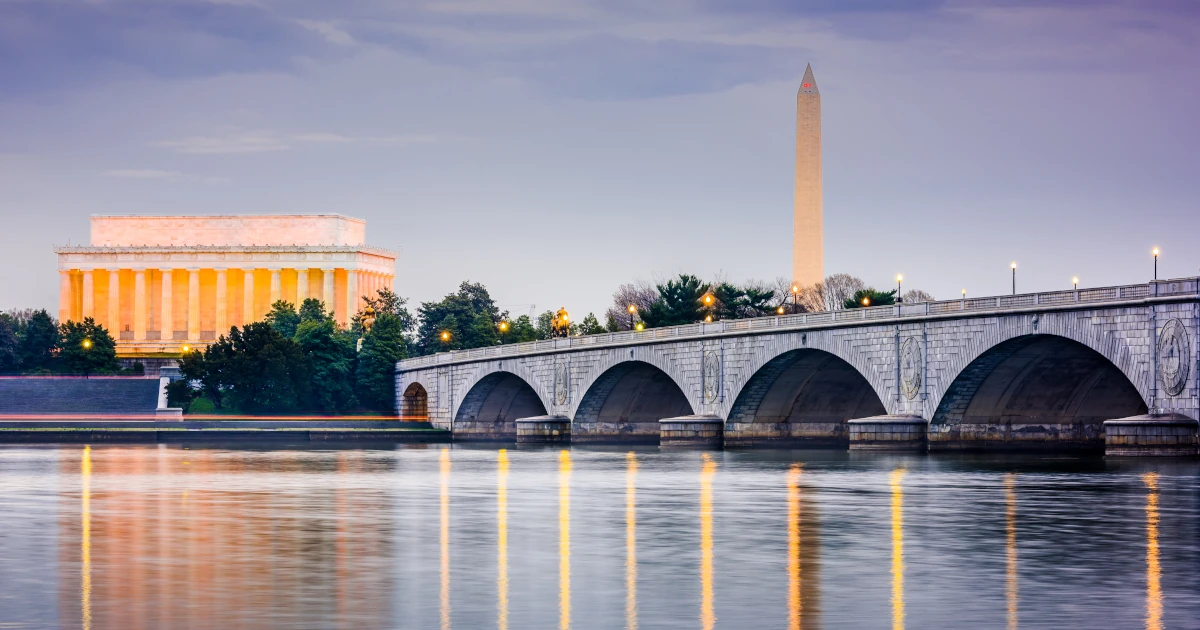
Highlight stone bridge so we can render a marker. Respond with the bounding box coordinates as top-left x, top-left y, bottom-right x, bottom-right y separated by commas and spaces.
396, 279, 1200, 450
